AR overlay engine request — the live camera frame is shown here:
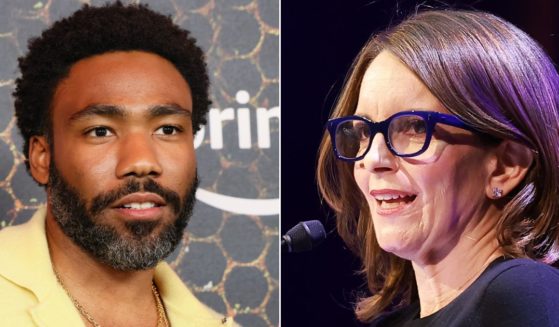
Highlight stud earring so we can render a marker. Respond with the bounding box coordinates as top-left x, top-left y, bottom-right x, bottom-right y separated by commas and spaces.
492, 187, 503, 199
